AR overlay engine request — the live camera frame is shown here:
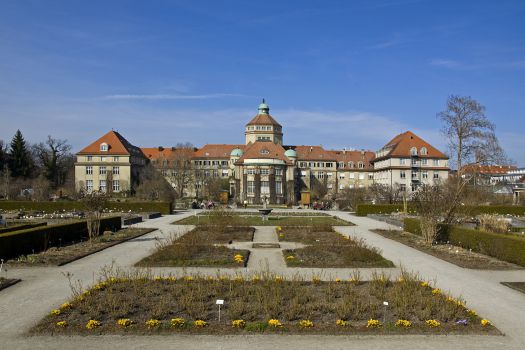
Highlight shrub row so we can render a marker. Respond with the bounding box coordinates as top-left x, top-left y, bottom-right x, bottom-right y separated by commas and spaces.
0, 201, 172, 214
0, 222, 47, 235
0, 216, 121, 260
403, 218, 525, 266
123, 216, 143, 225
357, 204, 525, 217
